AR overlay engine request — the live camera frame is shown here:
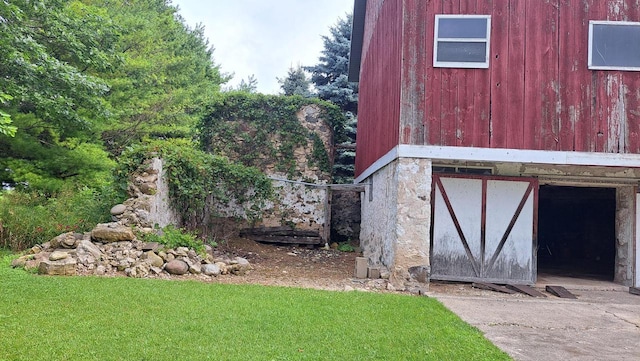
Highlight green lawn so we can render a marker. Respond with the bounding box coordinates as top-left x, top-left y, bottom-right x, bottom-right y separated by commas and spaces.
0, 254, 510, 361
